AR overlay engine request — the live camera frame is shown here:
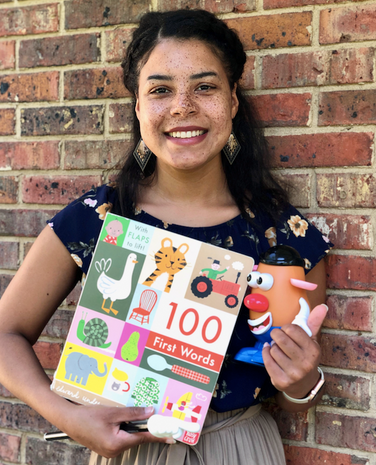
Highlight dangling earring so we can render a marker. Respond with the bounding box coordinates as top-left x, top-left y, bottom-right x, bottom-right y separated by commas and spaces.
222, 131, 241, 165
133, 138, 152, 171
